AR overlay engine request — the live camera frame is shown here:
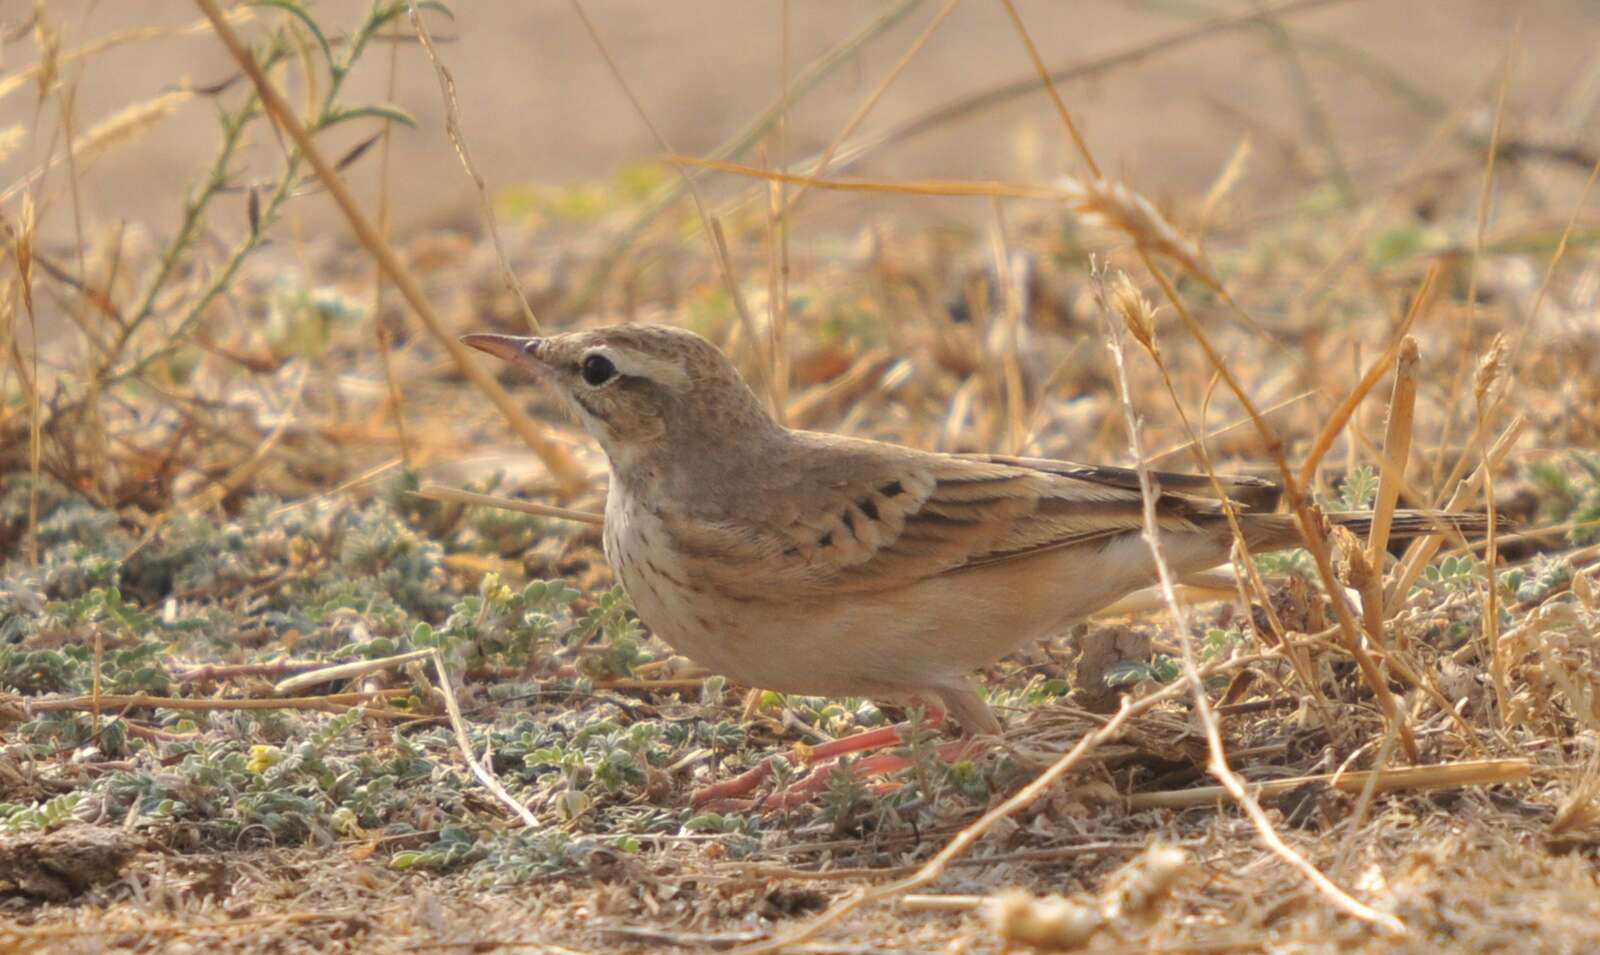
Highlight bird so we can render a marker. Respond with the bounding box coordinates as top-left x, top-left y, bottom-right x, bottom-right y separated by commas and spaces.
463, 323, 1491, 805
